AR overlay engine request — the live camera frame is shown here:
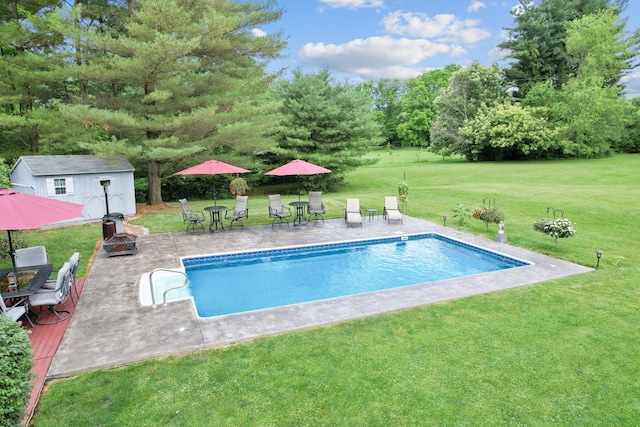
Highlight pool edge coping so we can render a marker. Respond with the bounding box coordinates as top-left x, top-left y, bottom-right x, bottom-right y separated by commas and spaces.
47, 216, 593, 379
